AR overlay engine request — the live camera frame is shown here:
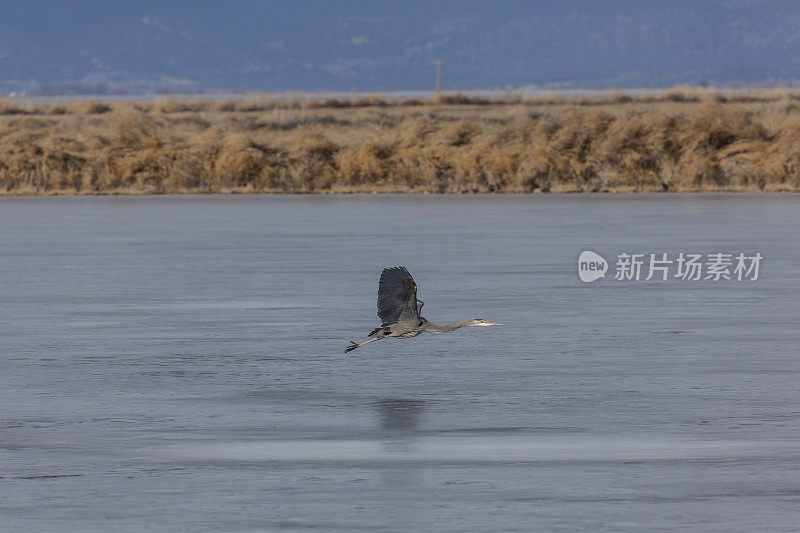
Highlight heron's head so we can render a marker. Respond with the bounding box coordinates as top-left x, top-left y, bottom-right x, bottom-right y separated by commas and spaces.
471, 318, 502, 326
